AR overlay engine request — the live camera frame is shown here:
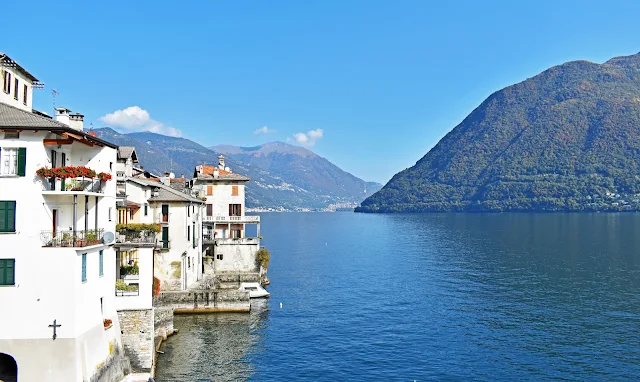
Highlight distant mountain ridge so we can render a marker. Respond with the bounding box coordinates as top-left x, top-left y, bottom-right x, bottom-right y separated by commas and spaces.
94, 128, 381, 210
357, 52, 640, 213
212, 142, 382, 206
